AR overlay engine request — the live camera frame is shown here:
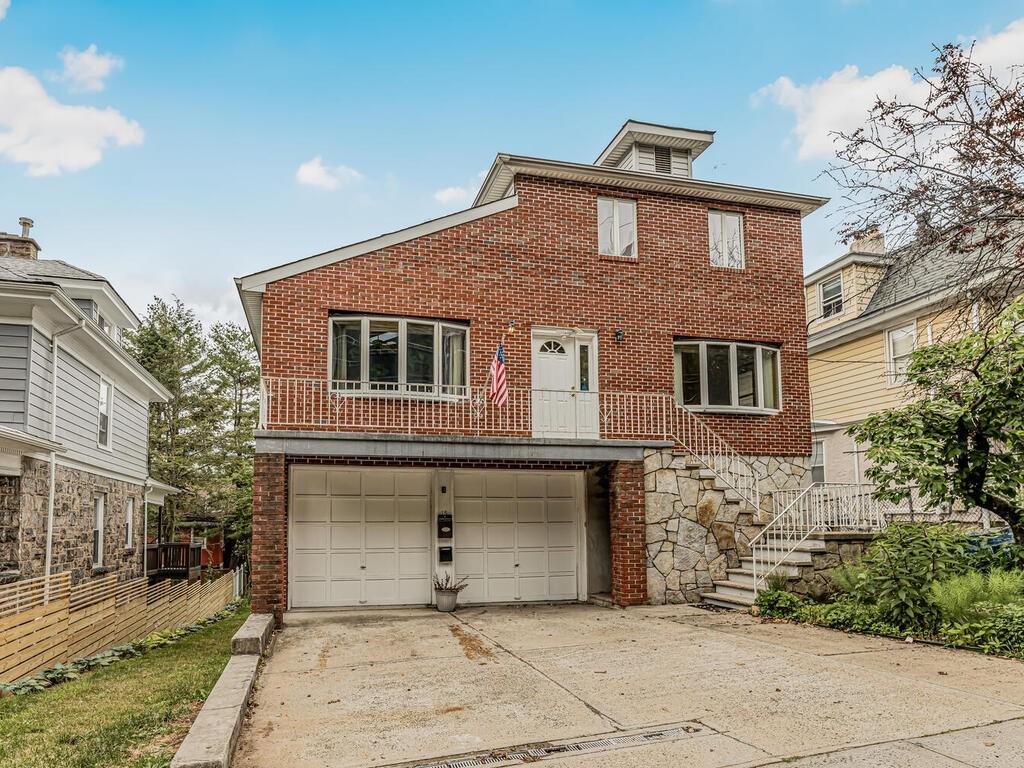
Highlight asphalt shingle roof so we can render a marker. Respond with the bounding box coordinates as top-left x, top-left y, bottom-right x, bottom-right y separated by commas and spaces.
0, 255, 105, 283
